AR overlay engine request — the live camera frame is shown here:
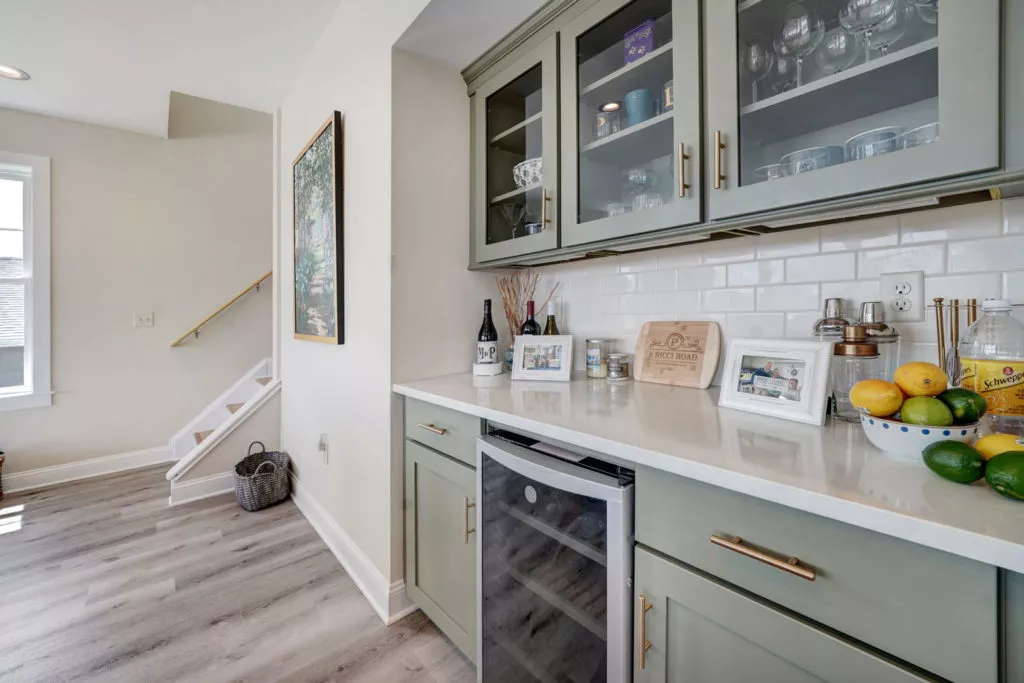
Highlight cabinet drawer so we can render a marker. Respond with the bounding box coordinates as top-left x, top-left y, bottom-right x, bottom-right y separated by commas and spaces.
636, 468, 997, 683
404, 399, 480, 467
